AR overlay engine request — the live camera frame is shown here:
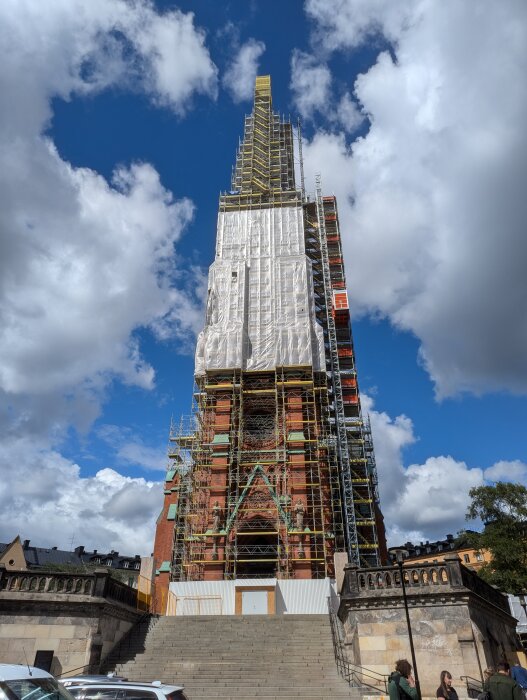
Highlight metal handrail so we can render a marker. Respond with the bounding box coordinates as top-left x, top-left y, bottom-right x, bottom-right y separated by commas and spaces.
460, 675, 484, 698
327, 597, 387, 692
